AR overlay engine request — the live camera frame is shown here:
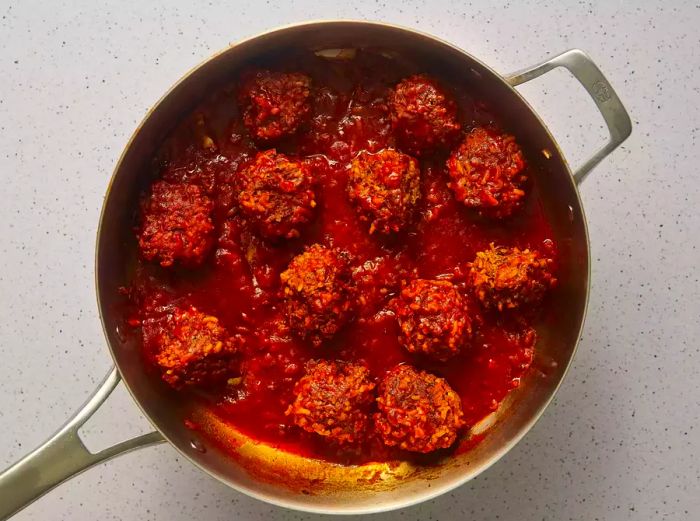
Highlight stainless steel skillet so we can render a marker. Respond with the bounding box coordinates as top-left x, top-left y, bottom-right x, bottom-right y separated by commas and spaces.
0, 20, 631, 518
